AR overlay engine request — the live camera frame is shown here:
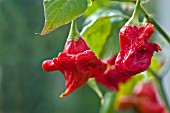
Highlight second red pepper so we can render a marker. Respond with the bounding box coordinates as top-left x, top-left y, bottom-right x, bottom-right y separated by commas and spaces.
115, 23, 161, 76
